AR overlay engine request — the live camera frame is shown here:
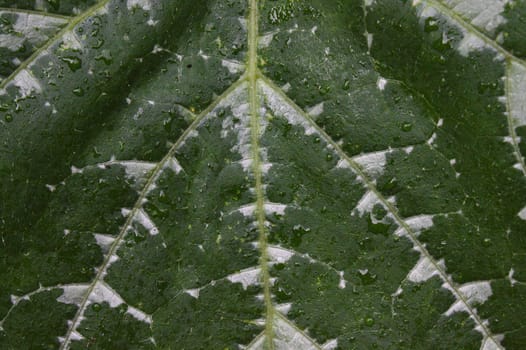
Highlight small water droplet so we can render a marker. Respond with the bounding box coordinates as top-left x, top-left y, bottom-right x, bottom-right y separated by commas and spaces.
4, 114, 13, 123
95, 50, 113, 65
92, 38, 105, 49
326, 154, 333, 161
482, 238, 492, 247
357, 268, 377, 285
401, 121, 413, 132
365, 317, 375, 326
